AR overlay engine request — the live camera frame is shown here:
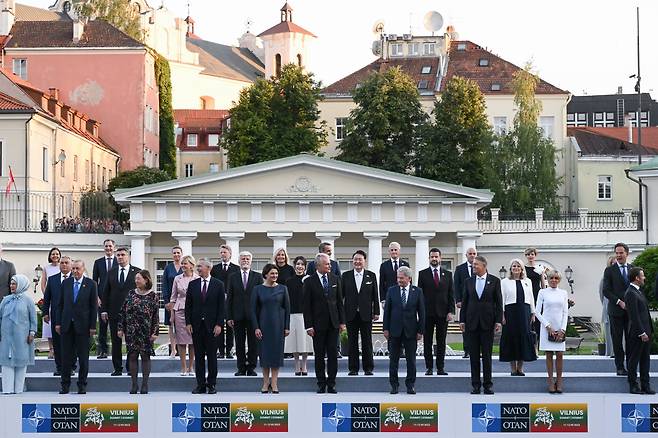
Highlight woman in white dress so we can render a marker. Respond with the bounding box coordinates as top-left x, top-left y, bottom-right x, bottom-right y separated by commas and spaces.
284, 256, 313, 375
40, 247, 61, 359
535, 270, 569, 394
